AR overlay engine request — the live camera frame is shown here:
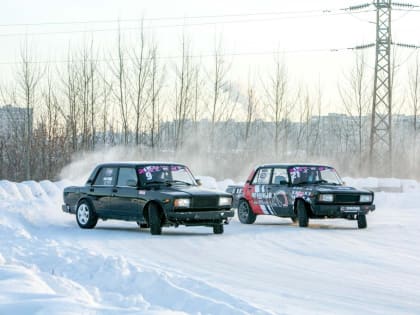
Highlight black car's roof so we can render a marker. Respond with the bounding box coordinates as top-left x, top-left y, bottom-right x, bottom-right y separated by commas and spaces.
96, 161, 186, 168
257, 163, 334, 169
